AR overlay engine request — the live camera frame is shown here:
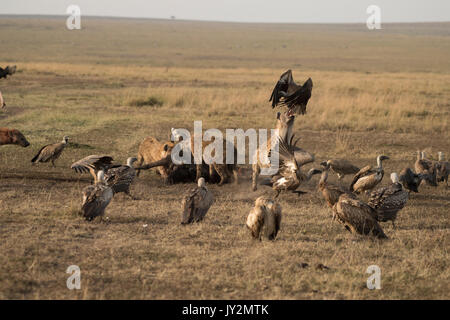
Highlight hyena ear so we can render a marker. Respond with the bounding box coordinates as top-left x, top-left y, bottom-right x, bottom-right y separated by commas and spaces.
276, 112, 281, 119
